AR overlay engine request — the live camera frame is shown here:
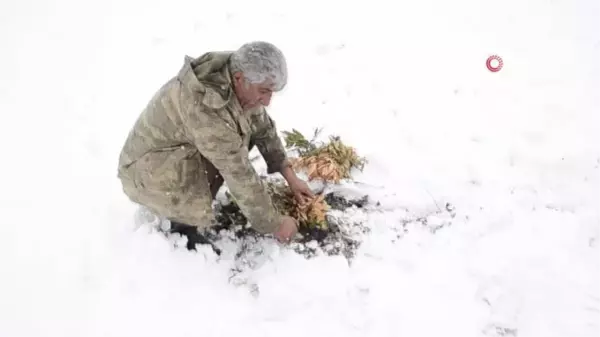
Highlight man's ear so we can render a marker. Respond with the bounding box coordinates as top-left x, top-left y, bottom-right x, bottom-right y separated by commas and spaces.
232, 72, 244, 85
